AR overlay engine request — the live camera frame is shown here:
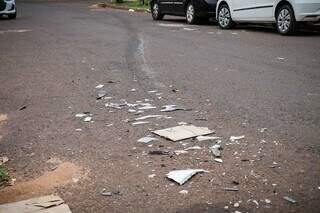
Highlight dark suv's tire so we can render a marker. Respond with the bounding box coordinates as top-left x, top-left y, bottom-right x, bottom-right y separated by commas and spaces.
186, 2, 199, 24
151, 2, 164, 20
217, 4, 234, 29
8, 12, 17, 19
276, 4, 298, 35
